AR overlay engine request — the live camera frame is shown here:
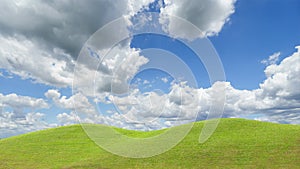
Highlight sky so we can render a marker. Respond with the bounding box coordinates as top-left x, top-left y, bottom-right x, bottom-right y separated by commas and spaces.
0, 0, 299, 138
